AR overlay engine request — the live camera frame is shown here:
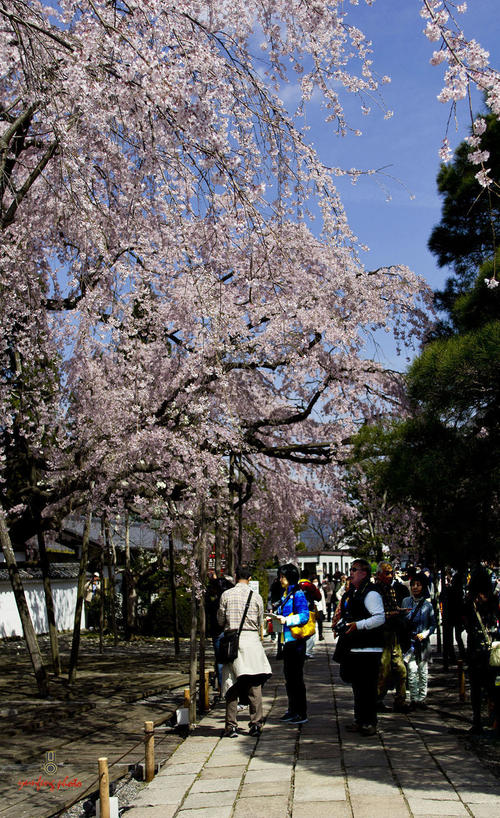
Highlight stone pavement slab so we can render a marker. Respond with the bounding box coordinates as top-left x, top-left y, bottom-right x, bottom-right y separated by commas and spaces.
406, 798, 470, 816
232, 794, 289, 817
349, 795, 411, 817
178, 808, 232, 818
239, 779, 289, 797
292, 802, 351, 818
123, 629, 500, 818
